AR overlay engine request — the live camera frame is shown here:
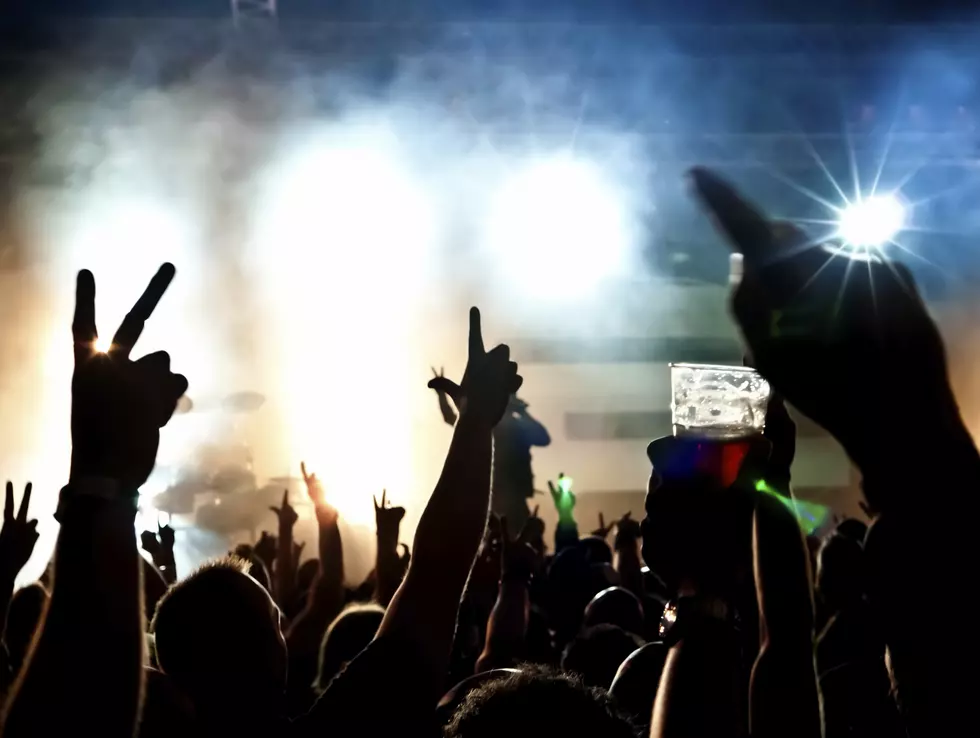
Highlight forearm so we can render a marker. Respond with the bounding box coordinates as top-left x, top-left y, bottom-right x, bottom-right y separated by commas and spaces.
274, 522, 295, 607
378, 415, 493, 693
0, 573, 16, 640
615, 547, 644, 599
554, 519, 579, 553
475, 579, 529, 672
318, 520, 344, 608
3, 498, 144, 737
154, 551, 176, 585
749, 644, 821, 738
406, 415, 492, 585
650, 624, 745, 738
750, 495, 821, 738
437, 395, 458, 426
